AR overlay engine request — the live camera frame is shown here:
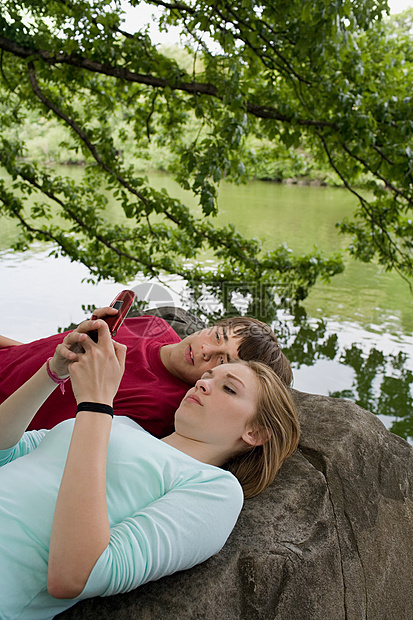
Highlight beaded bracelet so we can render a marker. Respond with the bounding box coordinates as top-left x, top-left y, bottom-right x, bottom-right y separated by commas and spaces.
46, 357, 70, 394
76, 402, 114, 417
